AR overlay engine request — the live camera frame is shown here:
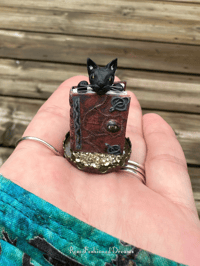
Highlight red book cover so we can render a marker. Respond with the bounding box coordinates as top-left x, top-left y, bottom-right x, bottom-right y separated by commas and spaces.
70, 84, 130, 155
